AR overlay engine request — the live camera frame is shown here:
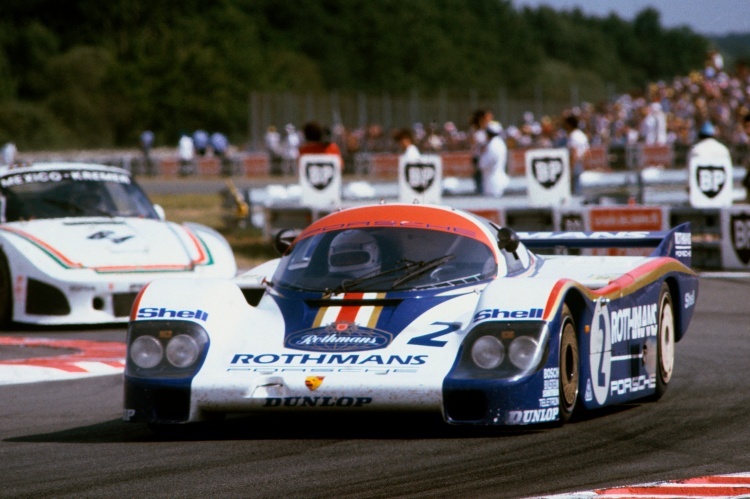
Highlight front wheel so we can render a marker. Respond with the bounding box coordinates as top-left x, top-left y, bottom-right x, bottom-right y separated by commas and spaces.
558, 305, 579, 424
